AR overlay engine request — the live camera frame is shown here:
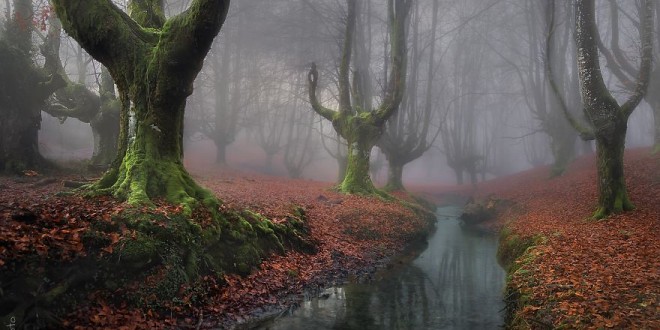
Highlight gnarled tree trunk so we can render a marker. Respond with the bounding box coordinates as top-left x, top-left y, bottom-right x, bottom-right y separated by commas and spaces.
52, 0, 230, 211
